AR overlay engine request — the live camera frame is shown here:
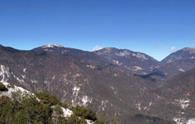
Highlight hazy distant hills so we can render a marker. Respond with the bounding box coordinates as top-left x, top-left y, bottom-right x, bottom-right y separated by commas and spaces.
0, 44, 195, 124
